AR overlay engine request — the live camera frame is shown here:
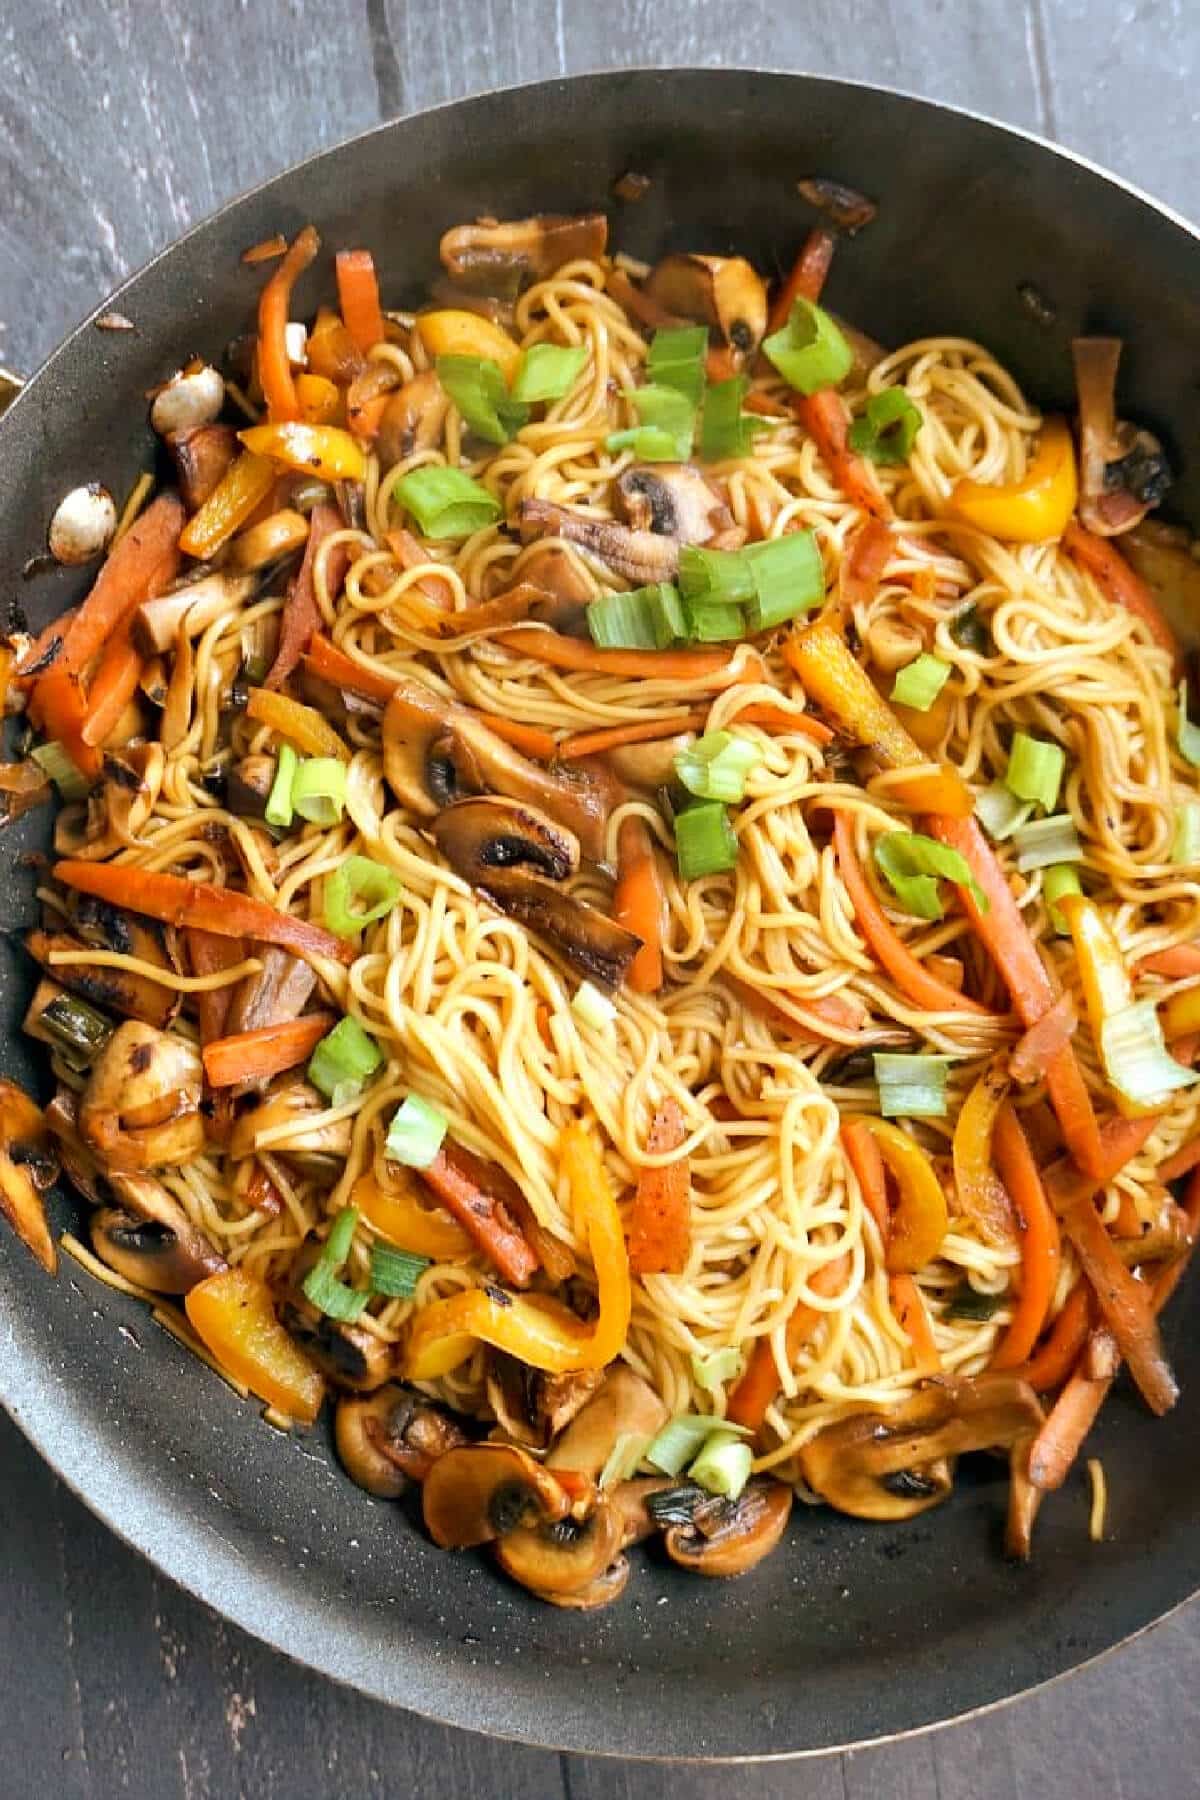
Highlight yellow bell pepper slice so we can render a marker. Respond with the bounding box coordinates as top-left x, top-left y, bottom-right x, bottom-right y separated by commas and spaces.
178, 450, 276, 560
185, 1265, 326, 1423
352, 1171, 472, 1261
414, 310, 522, 383
404, 1121, 631, 1378
951, 1058, 1016, 1248
946, 417, 1077, 543
860, 1116, 948, 1273
1160, 984, 1200, 1043
239, 422, 366, 483
1059, 892, 1131, 1028
246, 686, 351, 763
295, 371, 343, 426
